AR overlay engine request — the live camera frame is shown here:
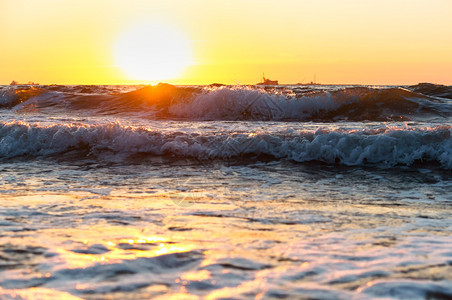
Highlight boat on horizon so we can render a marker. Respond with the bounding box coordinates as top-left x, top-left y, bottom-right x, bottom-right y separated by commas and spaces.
296, 74, 320, 85
256, 73, 278, 85
10, 80, 40, 85
303, 81, 321, 86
